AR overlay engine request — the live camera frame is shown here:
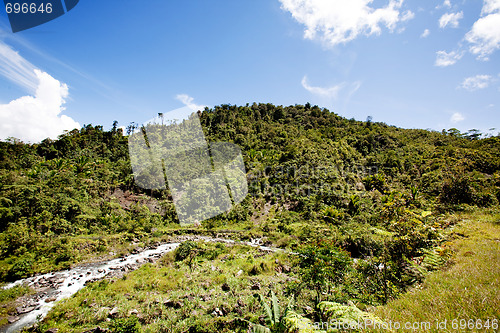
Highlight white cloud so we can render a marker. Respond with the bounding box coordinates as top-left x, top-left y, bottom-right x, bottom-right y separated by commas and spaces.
421, 29, 430, 38
347, 81, 362, 98
482, 0, 500, 14
466, 13, 500, 60
301, 76, 361, 100
0, 69, 80, 143
450, 112, 465, 123
279, 0, 414, 47
401, 10, 415, 22
465, 0, 500, 60
301, 76, 344, 98
175, 94, 206, 112
0, 42, 38, 92
439, 11, 463, 28
460, 74, 493, 91
435, 50, 463, 66
435, 0, 452, 9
